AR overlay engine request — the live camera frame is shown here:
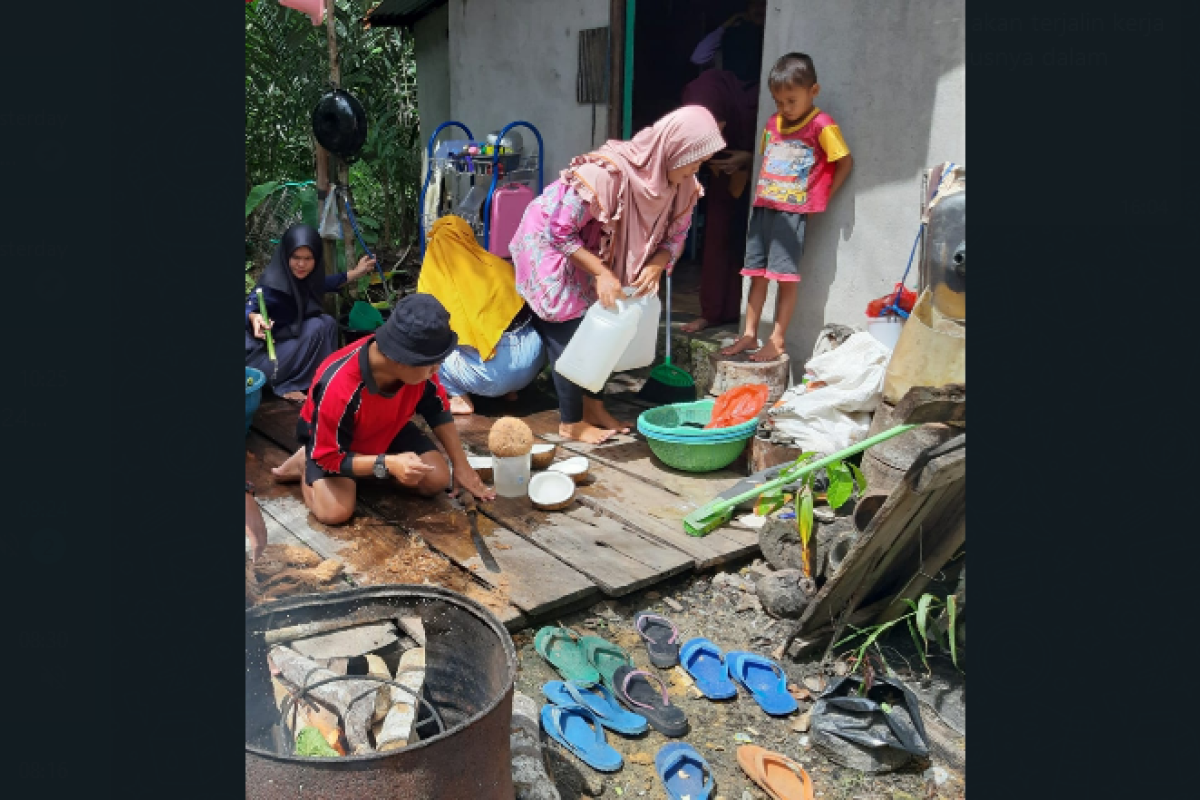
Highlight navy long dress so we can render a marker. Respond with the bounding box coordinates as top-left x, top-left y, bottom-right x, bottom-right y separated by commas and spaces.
245, 225, 345, 396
